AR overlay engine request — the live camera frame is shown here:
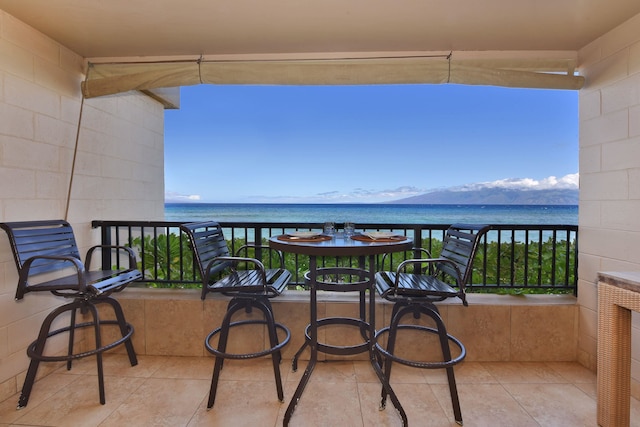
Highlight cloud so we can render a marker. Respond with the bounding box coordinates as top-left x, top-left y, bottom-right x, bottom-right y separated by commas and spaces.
173, 174, 579, 204
317, 190, 340, 197
165, 191, 201, 202
454, 173, 579, 192
314, 186, 425, 203
244, 186, 425, 204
